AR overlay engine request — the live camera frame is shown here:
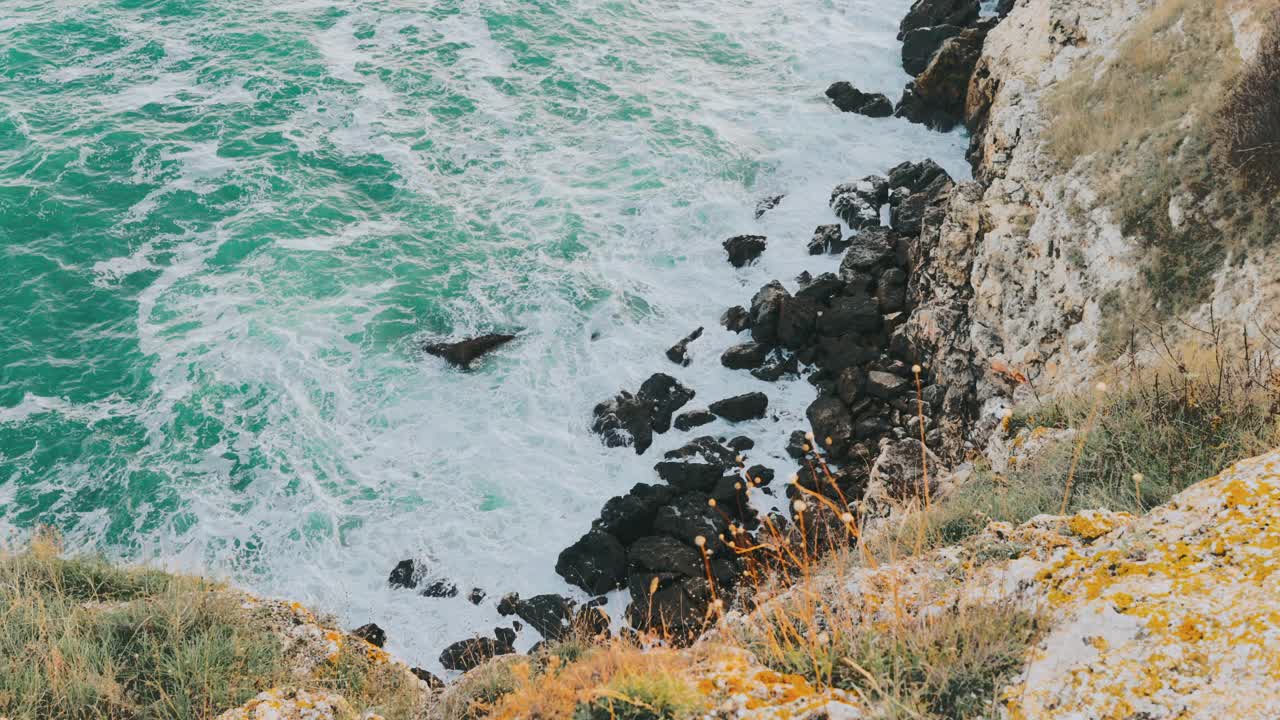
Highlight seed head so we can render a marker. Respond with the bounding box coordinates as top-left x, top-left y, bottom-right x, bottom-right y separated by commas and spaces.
1132, 472, 1145, 483
1096, 381, 1108, 393
708, 498, 717, 507
912, 364, 922, 374
792, 500, 807, 513
694, 535, 706, 548
804, 431, 815, 441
